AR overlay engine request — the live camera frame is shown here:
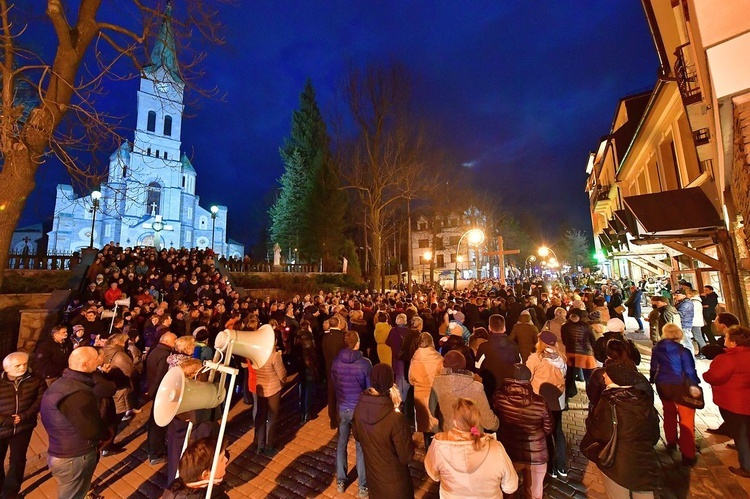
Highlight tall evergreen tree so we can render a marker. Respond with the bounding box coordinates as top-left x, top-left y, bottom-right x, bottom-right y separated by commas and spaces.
269, 80, 346, 267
